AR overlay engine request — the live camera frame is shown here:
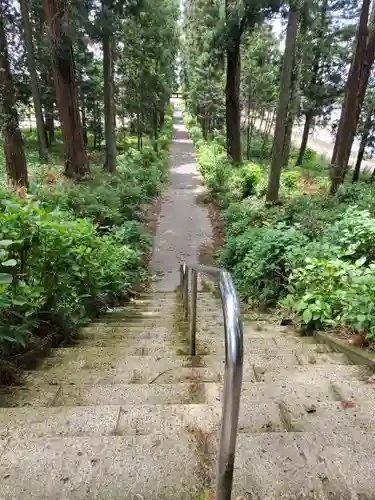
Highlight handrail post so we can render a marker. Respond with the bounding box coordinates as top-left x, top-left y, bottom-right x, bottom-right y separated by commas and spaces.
179, 264, 184, 300
189, 269, 198, 355
183, 267, 189, 320
178, 262, 243, 500
215, 359, 243, 500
